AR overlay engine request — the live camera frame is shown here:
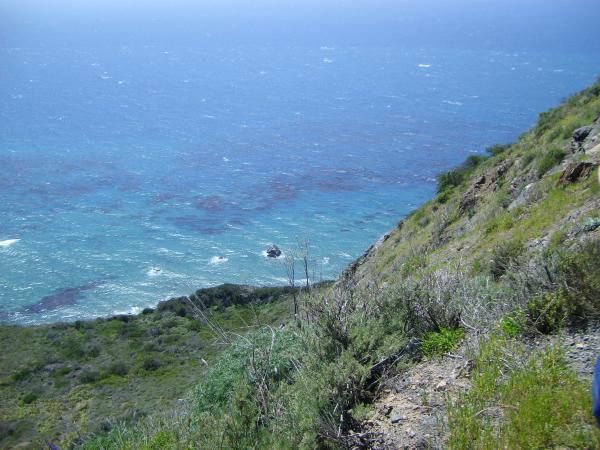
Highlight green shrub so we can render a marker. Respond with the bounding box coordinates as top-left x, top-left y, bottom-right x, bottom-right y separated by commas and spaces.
437, 155, 487, 193
61, 333, 86, 359
488, 240, 524, 280
537, 146, 566, 177
555, 240, 600, 324
22, 392, 39, 404
559, 115, 587, 140
107, 361, 129, 377
400, 253, 428, 277
422, 327, 464, 357
194, 330, 302, 413
499, 315, 522, 338
142, 358, 162, 372
487, 144, 510, 157
86, 344, 101, 358
12, 366, 35, 382
80, 370, 101, 384
544, 230, 567, 257
484, 210, 514, 235
520, 151, 535, 168
525, 291, 569, 334
536, 108, 564, 137
436, 190, 452, 204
